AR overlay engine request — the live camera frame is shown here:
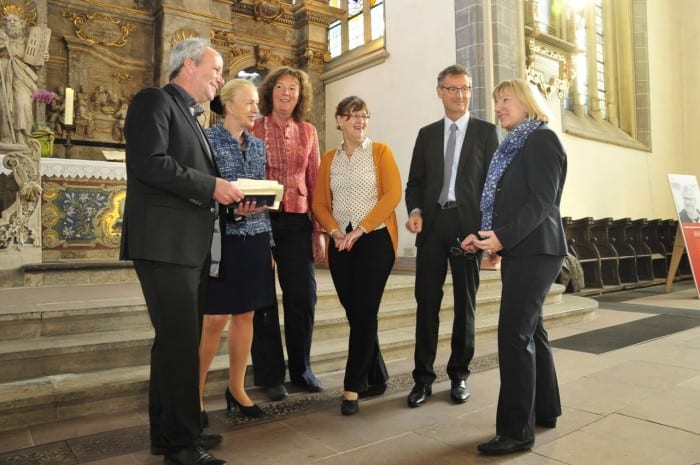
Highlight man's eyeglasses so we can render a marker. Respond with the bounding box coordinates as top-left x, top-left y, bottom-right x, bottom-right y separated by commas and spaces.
450, 246, 476, 258
440, 86, 472, 95
342, 113, 371, 120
